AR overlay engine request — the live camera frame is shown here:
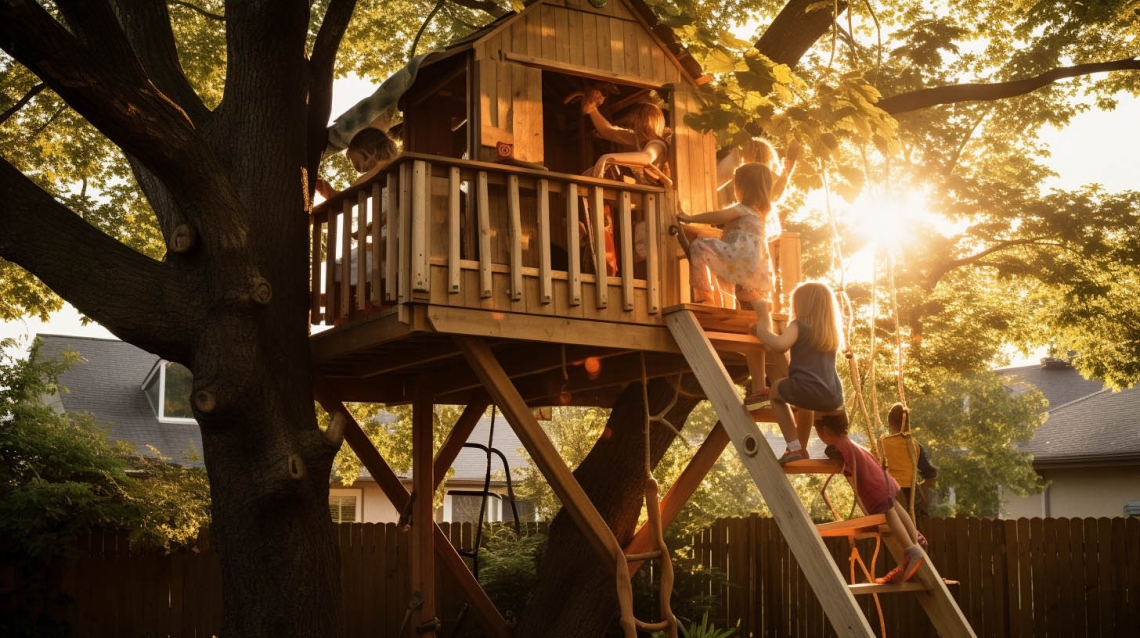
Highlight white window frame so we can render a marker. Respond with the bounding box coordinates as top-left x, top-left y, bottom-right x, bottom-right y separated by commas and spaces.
142, 360, 198, 424
444, 490, 504, 524
329, 488, 363, 523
